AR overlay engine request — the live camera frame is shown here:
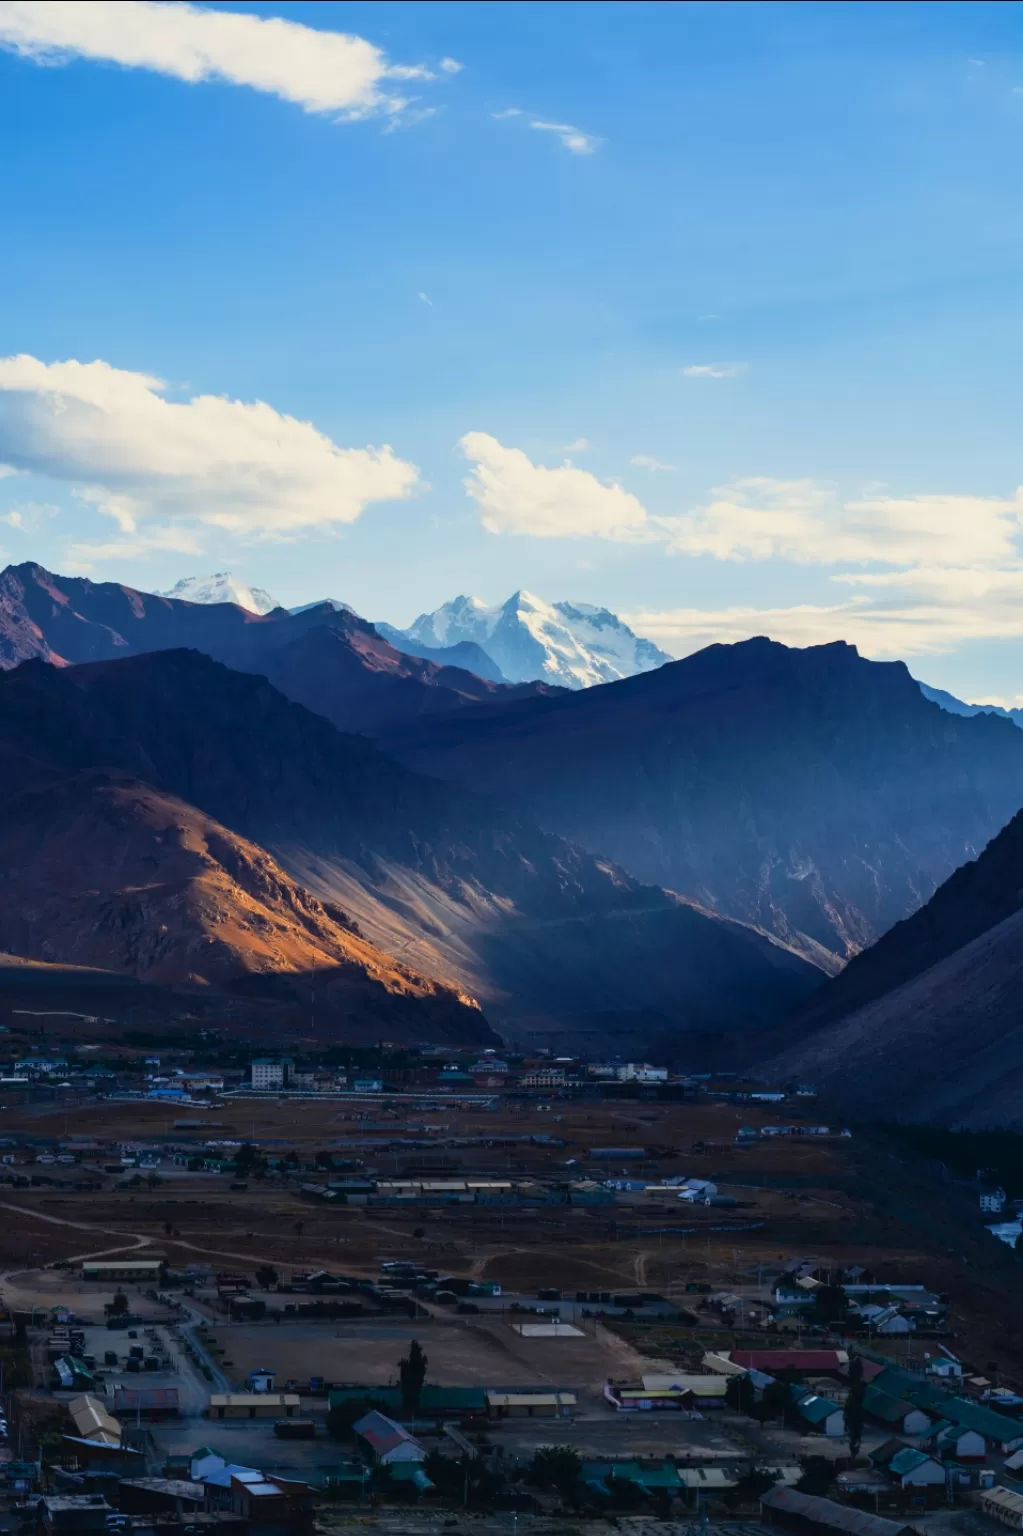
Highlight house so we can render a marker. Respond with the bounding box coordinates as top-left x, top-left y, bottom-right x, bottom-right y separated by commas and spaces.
980, 1187, 1007, 1214
863, 1385, 931, 1436
80, 1259, 164, 1283
66, 1394, 121, 1446
486, 1391, 576, 1418
791, 1388, 845, 1437
982, 1488, 1023, 1529
353, 1411, 427, 1465
760, 1486, 916, 1536
246, 1369, 276, 1394
729, 1349, 848, 1375
52, 1356, 94, 1393
869, 1440, 946, 1488
118, 1479, 206, 1516
36, 1496, 113, 1536
640, 1373, 729, 1407
209, 1394, 300, 1420
925, 1420, 986, 1463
